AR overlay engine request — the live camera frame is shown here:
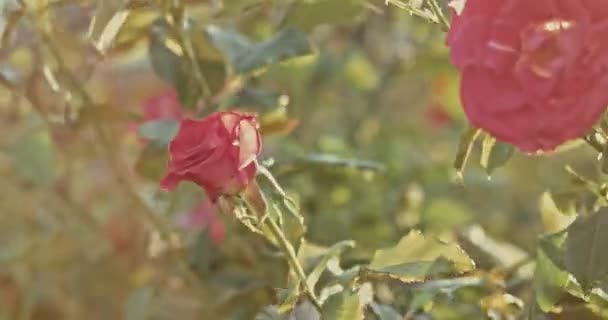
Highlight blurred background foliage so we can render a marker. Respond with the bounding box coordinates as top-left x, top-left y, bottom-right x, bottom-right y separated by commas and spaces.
1, 0, 607, 319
